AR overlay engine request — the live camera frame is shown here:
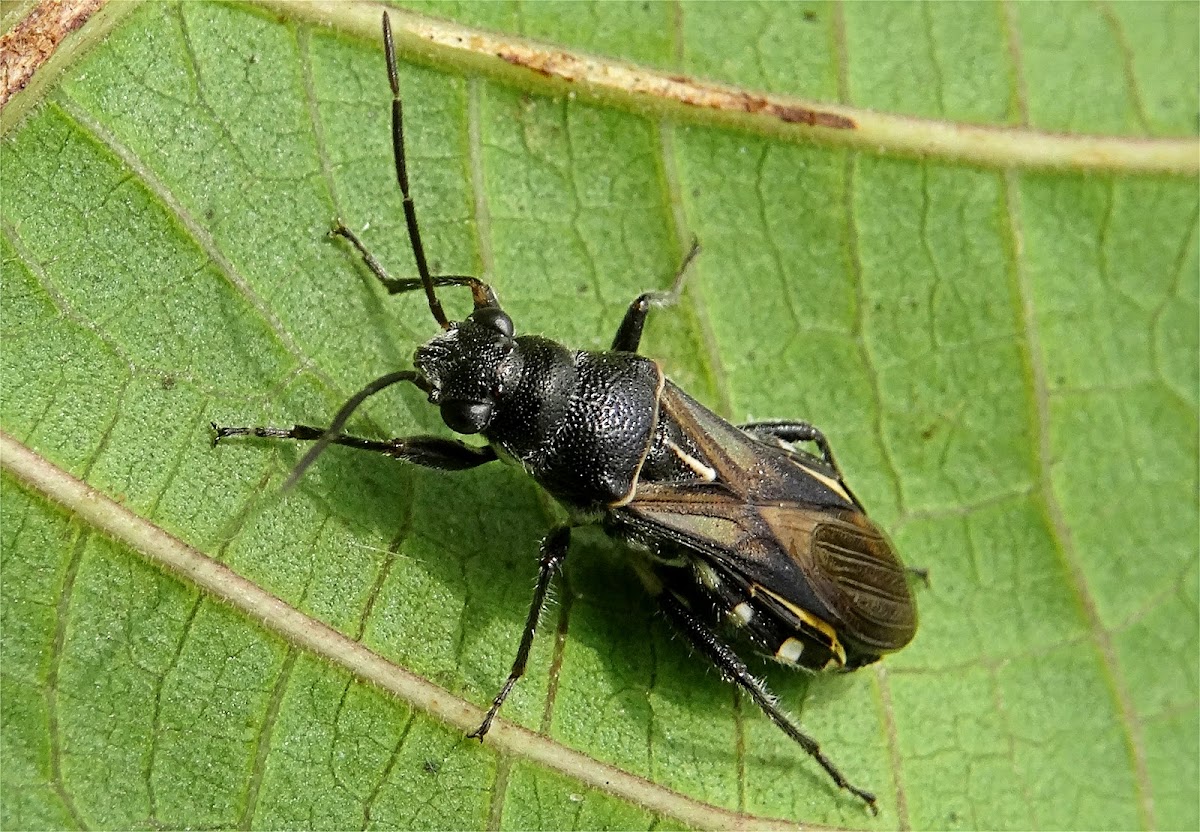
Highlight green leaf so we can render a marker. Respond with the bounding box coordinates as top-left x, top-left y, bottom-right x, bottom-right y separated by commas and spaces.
2, 1, 1196, 829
